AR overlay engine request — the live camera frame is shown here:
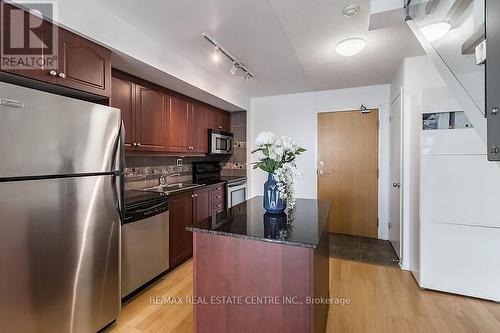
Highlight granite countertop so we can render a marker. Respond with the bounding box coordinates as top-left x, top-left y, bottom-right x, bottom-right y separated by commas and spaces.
187, 196, 331, 249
